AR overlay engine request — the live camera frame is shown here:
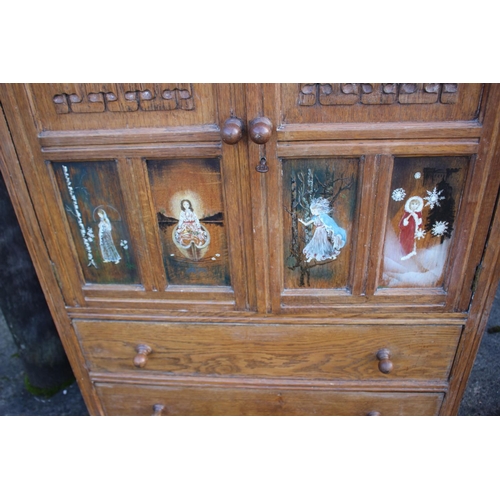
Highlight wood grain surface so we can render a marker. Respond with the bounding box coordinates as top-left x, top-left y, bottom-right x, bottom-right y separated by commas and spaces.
96, 382, 443, 416
75, 320, 461, 381
1, 83, 499, 416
